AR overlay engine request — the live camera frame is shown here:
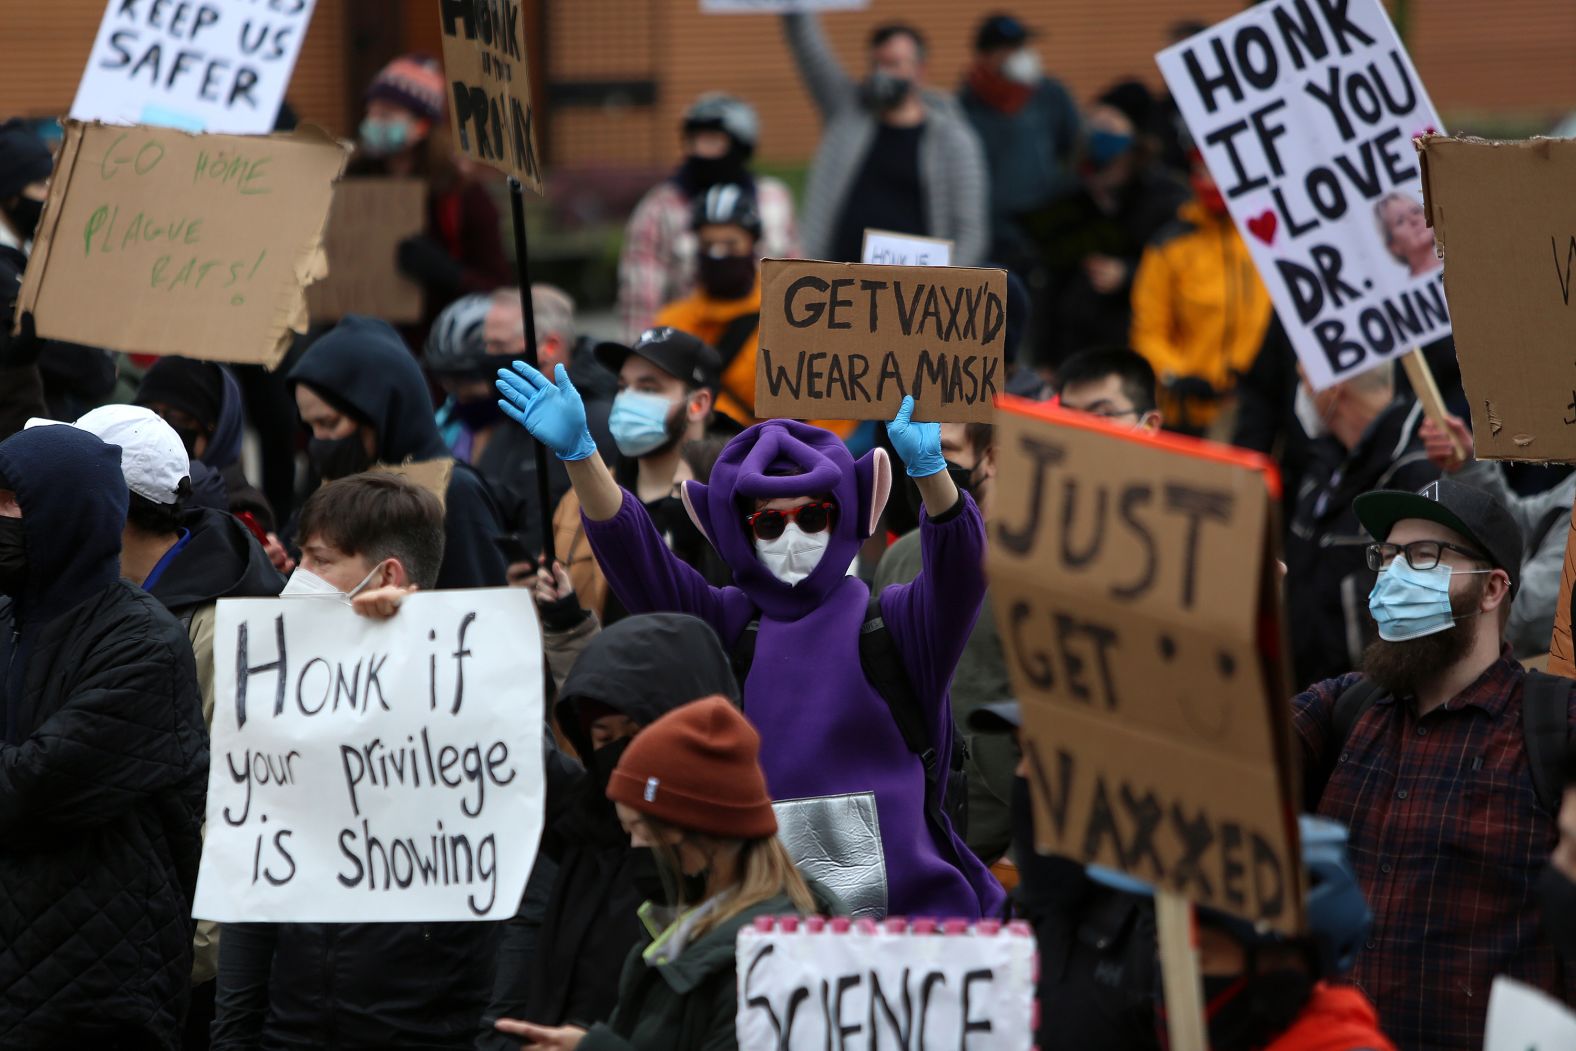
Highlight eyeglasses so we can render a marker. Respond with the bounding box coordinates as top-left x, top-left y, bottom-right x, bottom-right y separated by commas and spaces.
1365, 540, 1490, 573
745, 501, 837, 541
